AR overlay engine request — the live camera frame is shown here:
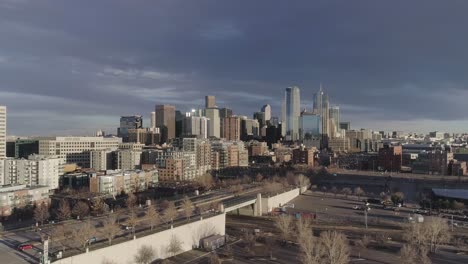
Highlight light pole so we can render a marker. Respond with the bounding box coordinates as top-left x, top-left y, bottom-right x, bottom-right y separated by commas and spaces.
364, 206, 370, 229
